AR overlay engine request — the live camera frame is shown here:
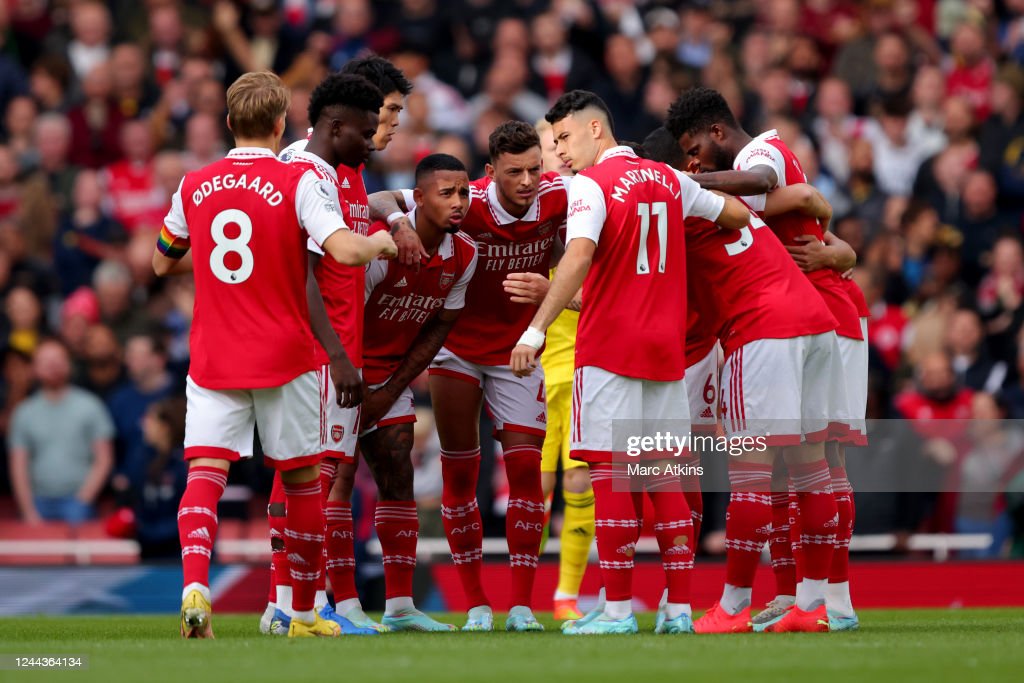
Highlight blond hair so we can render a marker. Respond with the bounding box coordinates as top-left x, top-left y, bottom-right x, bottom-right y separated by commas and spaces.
226, 72, 290, 139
